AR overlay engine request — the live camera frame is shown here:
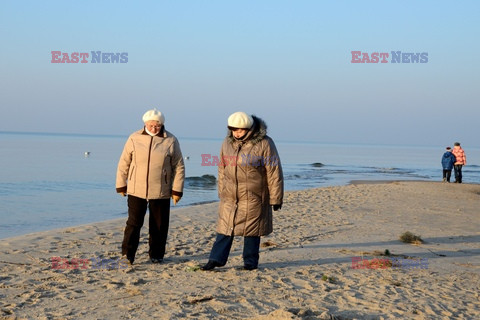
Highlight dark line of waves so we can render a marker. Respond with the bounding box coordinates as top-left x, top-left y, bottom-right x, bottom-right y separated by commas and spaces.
184, 174, 217, 190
